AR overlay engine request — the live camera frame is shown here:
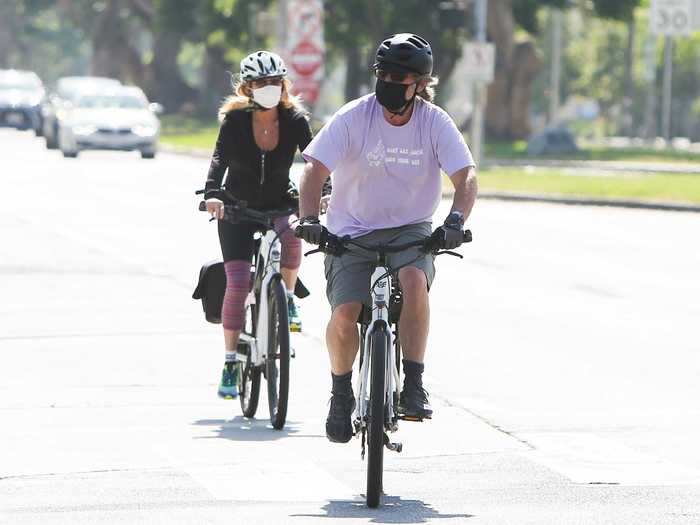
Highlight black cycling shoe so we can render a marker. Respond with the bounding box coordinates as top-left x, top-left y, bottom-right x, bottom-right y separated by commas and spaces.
398, 377, 433, 419
326, 391, 356, 443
